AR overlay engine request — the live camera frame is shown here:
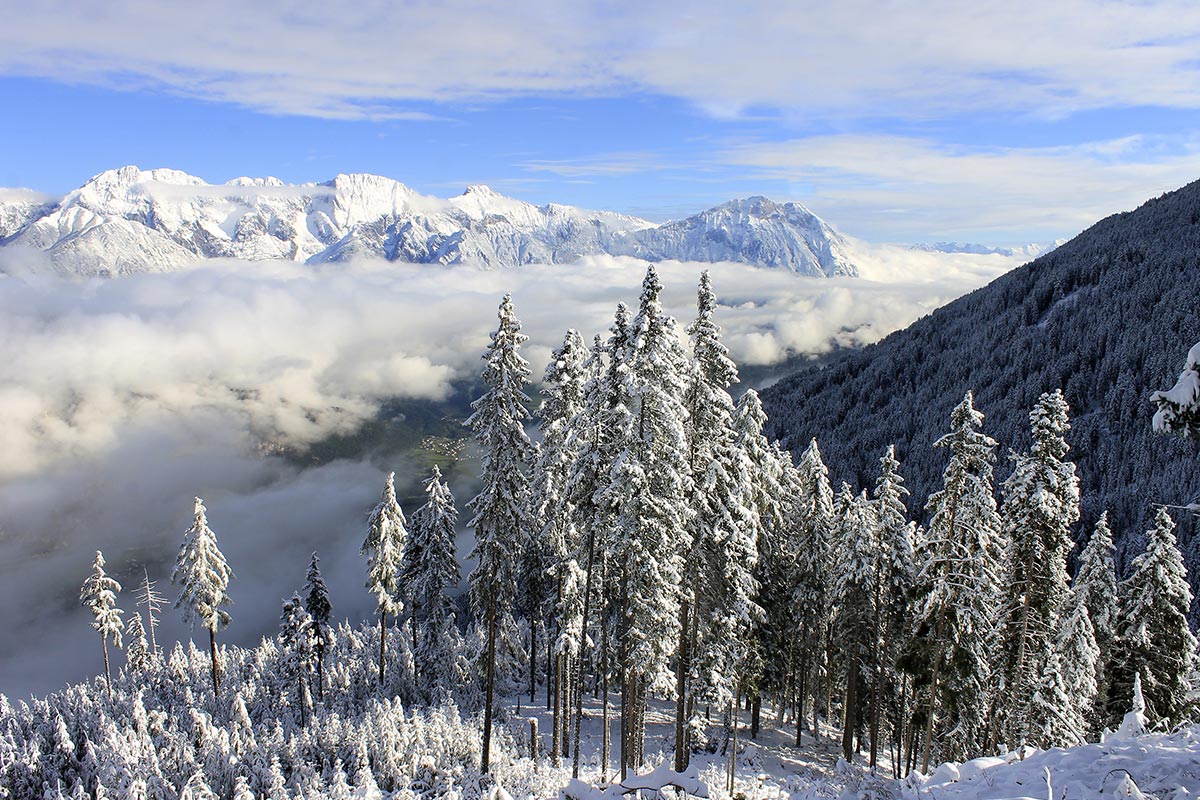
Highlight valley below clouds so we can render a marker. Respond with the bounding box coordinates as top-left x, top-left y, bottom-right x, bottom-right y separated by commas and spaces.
0, 249, 1022, 697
